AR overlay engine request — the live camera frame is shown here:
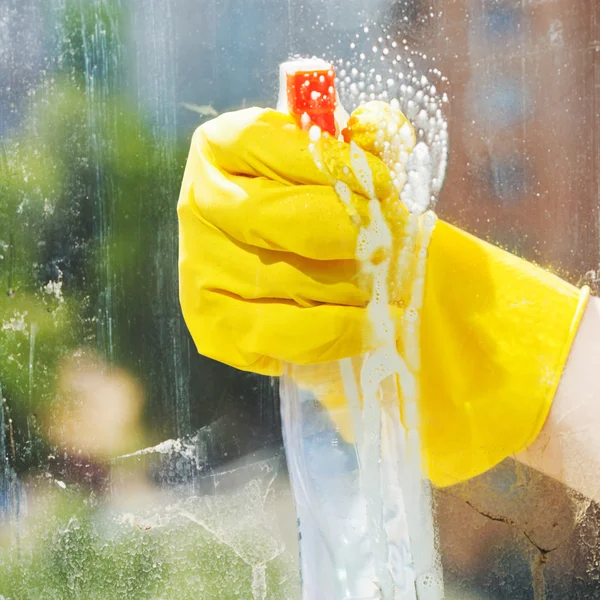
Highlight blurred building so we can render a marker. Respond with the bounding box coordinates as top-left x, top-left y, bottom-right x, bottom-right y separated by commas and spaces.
426, 0, 599, 279
389, 1, 600, 598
